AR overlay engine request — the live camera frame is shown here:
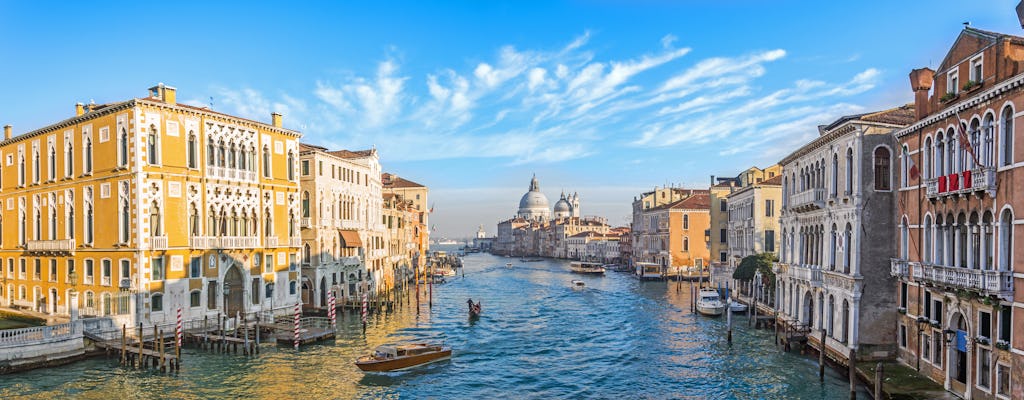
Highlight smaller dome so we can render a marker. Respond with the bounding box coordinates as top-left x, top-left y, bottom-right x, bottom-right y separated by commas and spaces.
553, 198, 571, 213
